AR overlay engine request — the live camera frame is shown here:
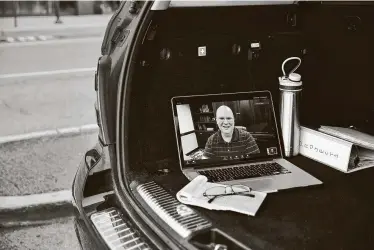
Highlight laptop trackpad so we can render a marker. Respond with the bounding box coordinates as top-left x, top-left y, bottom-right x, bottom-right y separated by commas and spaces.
237, 178, 277, 193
